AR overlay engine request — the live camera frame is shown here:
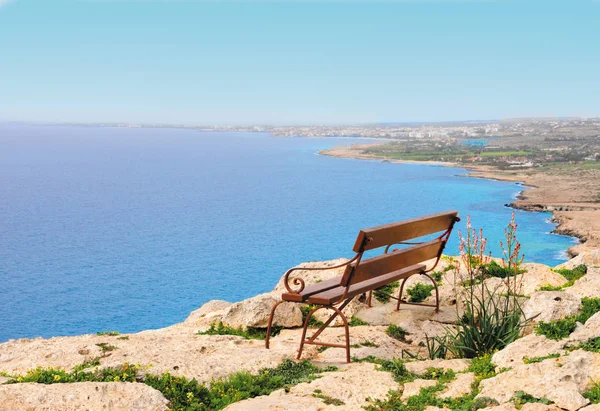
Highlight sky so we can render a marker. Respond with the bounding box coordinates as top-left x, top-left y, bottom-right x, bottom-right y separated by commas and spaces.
0, 0, 599, 125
